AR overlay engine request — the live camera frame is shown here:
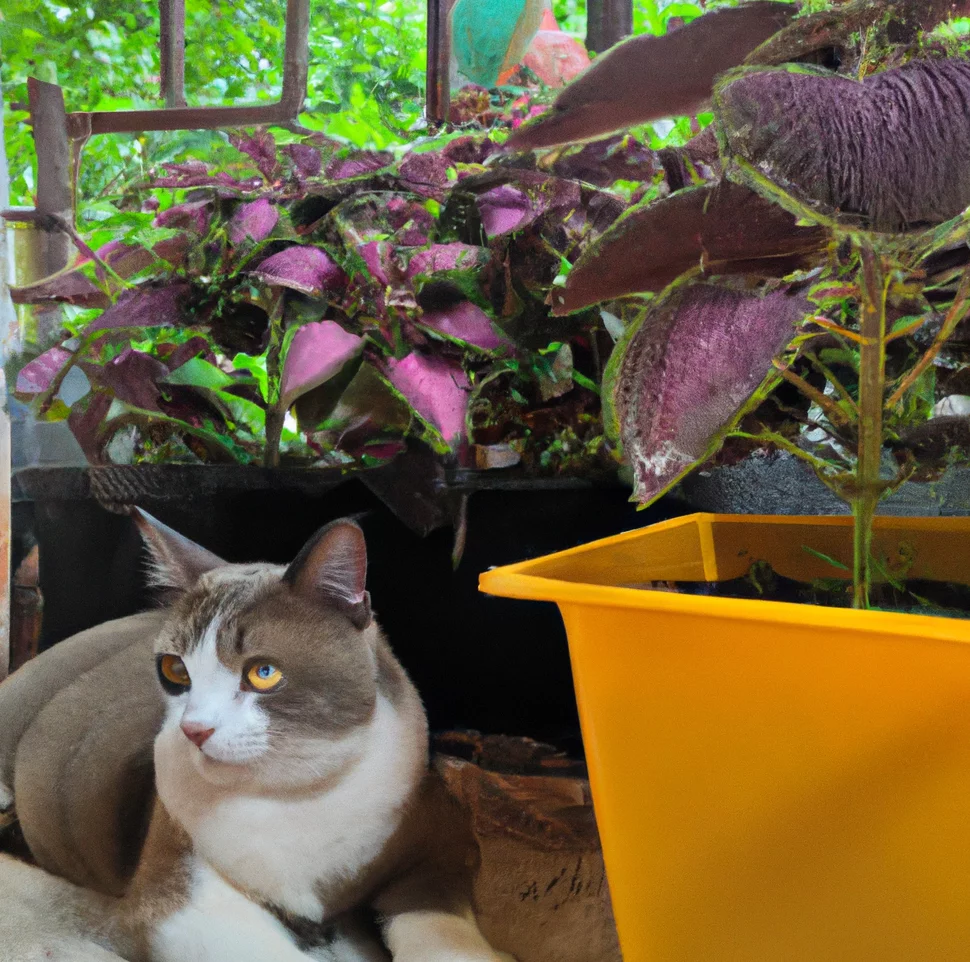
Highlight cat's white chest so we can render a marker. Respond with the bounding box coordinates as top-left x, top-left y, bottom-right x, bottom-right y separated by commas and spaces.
155, 696, 417, 921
